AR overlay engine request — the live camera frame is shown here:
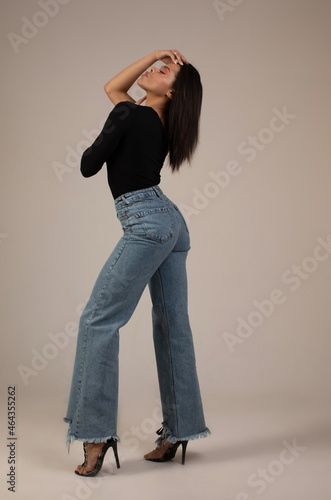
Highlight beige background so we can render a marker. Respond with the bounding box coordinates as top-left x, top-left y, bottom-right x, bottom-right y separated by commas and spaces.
1, 0, 330, 499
